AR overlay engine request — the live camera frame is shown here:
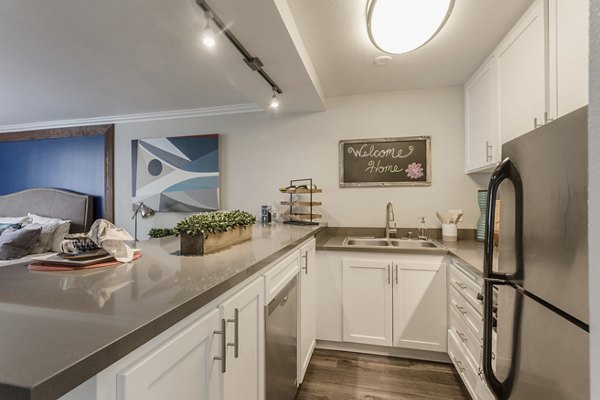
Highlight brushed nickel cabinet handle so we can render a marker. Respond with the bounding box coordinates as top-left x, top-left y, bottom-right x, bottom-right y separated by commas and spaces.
301, 251, 308, 274
387, 265, 391, 284
395, 264, 398, 285
455, 329, 467, 343
214, 319, 227, 373
227, 308, 239, 358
